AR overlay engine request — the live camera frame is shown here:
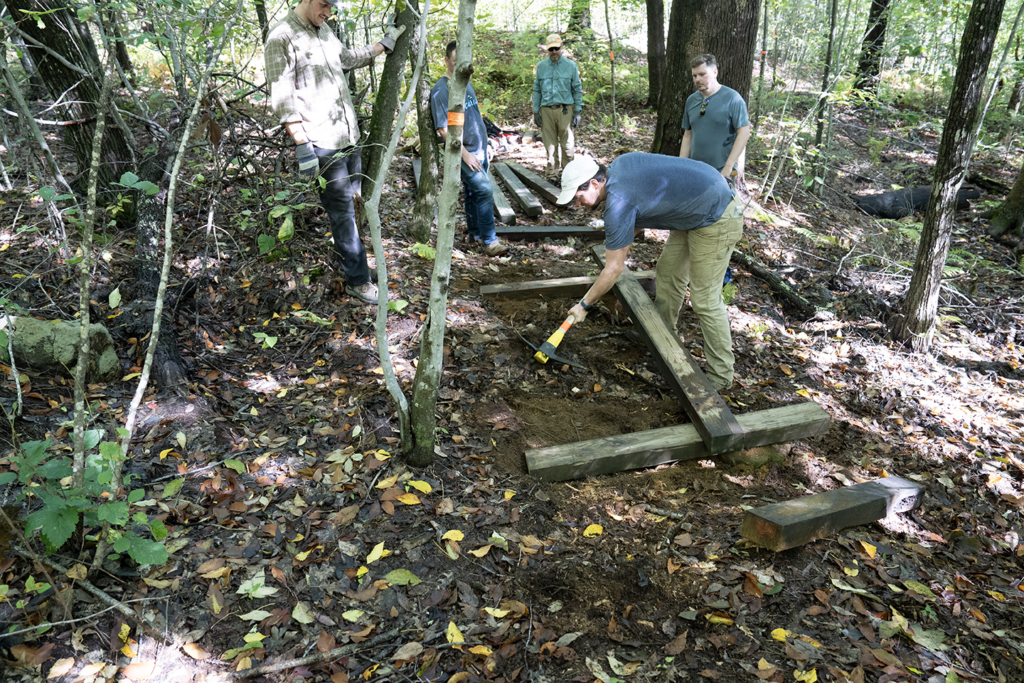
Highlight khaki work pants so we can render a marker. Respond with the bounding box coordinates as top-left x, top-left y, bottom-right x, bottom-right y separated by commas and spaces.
653, 198, 744, 390
541, 105, 574, 175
